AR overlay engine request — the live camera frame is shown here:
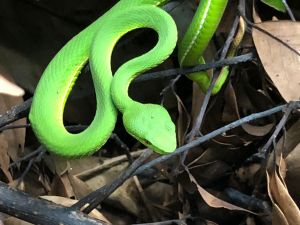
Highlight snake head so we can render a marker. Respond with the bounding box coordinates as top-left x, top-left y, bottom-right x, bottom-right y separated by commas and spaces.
123, 103, 177, 154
